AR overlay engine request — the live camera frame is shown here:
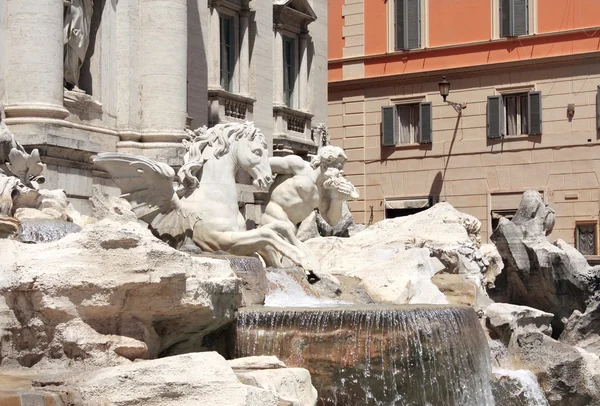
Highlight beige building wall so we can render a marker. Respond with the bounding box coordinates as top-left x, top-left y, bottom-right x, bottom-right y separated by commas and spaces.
329, 56, 600, 246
